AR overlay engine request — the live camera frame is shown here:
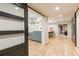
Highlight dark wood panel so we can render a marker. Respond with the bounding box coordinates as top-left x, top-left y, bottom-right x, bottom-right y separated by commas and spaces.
0, 30, 24, 35
24, 4, 28, 56
13, 3, 25, 9
0, 43, 25, 56
0, 11, 24, 21
75, 13, 77, 46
